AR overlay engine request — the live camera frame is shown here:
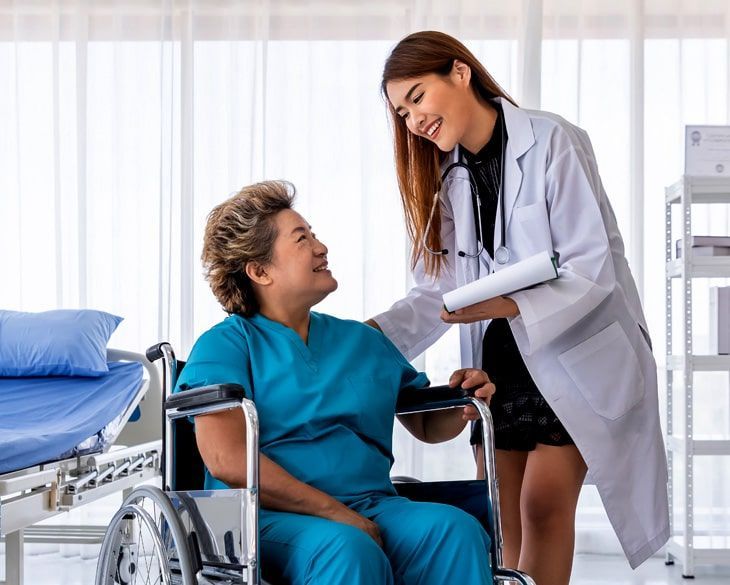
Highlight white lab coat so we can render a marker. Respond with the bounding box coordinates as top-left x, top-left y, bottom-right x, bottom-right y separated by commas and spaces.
373, 98, 669, 568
